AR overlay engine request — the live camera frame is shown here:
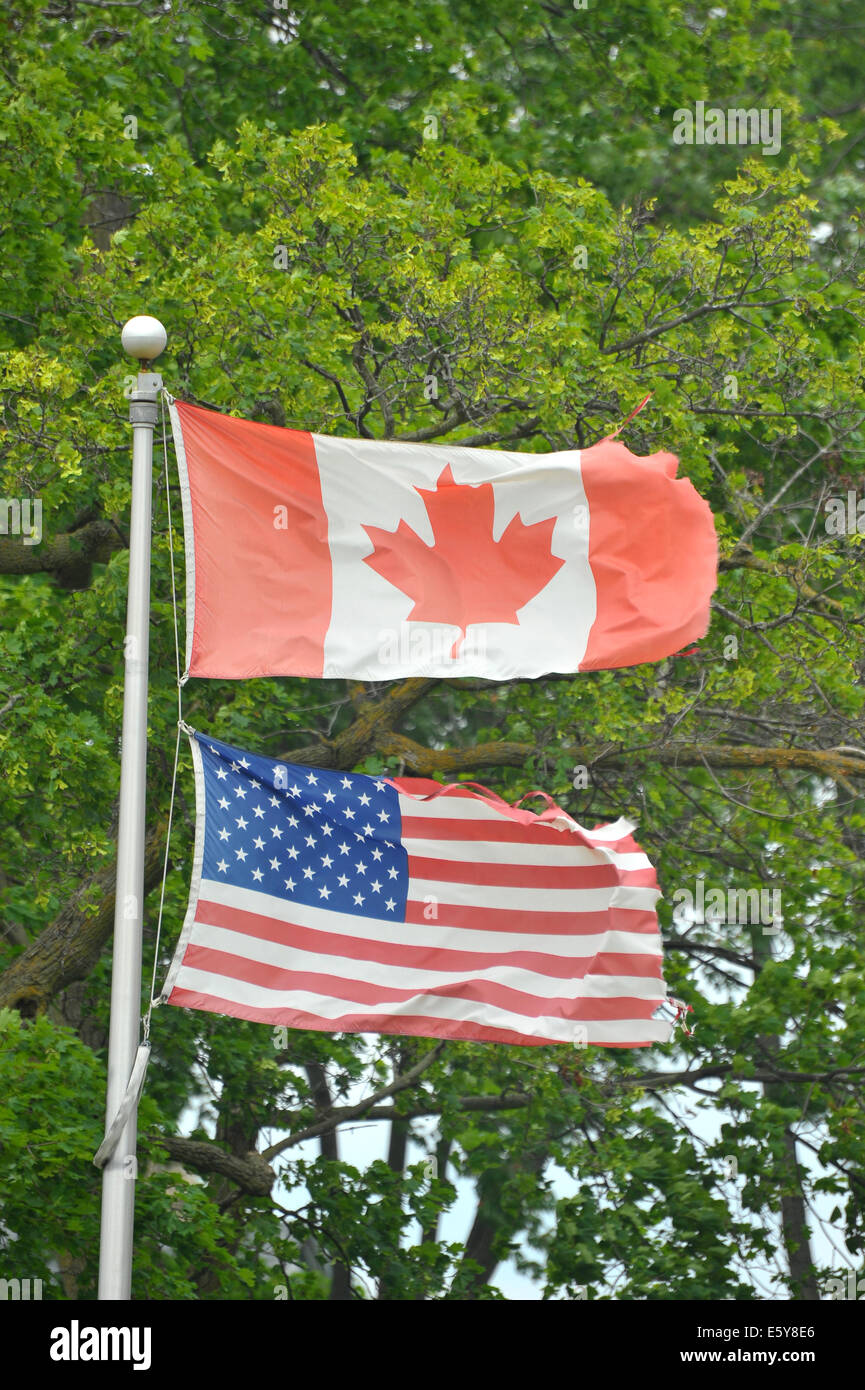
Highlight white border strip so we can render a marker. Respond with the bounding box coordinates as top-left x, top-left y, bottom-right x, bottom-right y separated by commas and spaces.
161, 728, 206, 999
166, 398, 196, 678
